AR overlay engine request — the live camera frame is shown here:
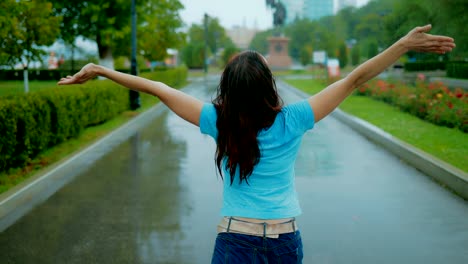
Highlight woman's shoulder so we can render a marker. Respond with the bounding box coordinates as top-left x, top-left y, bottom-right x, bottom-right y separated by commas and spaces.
279, 99, 315, 132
